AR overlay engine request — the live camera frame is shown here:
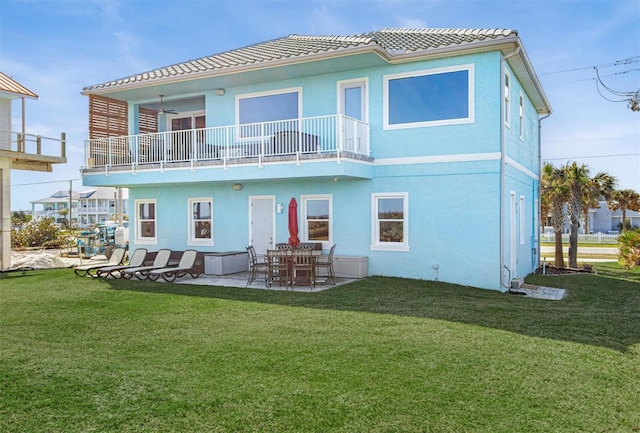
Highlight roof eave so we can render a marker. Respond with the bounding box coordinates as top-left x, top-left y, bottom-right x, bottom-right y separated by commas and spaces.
81, 43, 385, 96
